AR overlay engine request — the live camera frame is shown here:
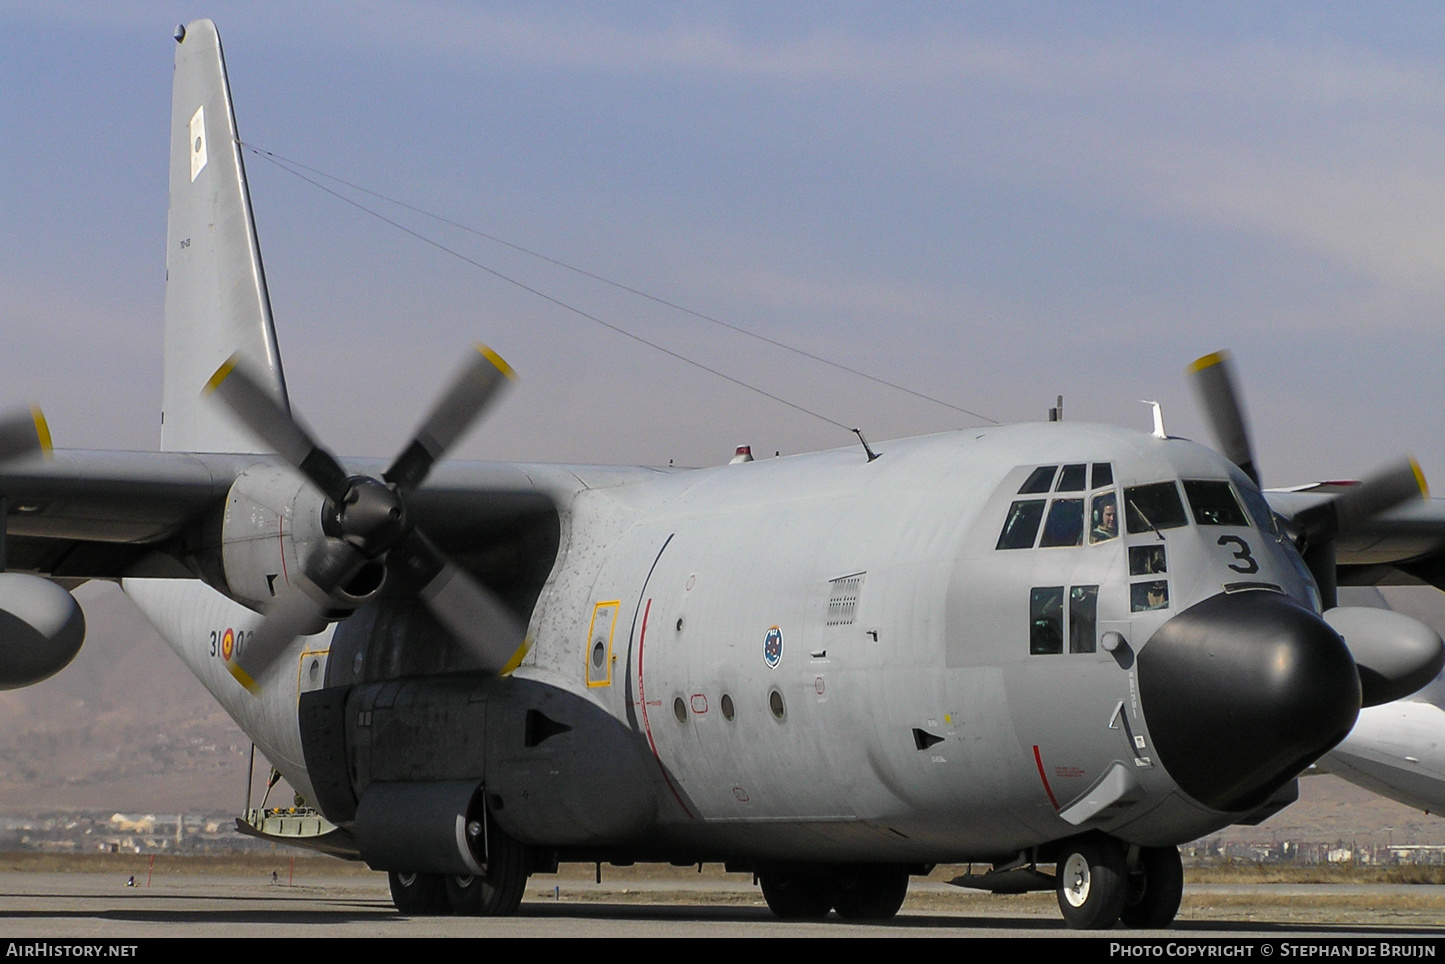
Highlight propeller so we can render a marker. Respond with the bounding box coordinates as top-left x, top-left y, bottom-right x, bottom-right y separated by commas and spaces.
1187, 350, 1429, 608
205, 345, 523, 693
1187, 352, 1258, 486
0, 407, 52, 466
